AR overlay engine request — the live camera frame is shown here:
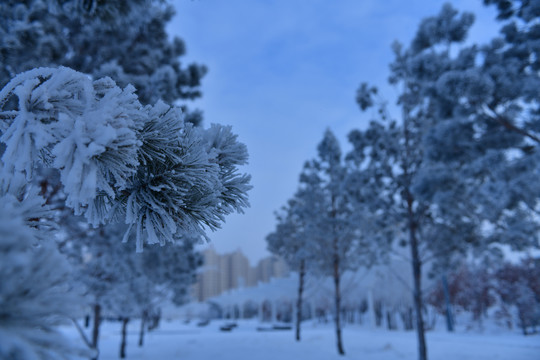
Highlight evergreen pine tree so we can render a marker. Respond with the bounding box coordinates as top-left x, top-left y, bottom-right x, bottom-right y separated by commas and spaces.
352, 3, 540, 359
0, 194, 92, 360
0, 0, 206, 123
